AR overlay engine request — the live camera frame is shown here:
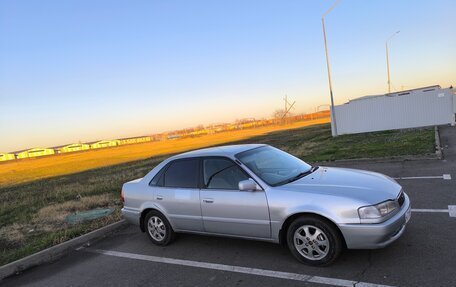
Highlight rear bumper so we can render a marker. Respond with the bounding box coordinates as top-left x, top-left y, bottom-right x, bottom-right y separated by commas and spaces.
121, 207, 141, 225
339, 193, 411, 249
